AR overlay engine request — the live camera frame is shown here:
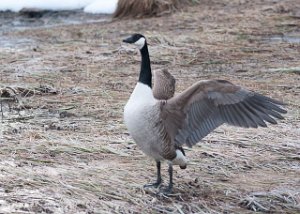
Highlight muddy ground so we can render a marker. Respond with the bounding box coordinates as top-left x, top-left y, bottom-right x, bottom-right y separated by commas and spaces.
0, 0, 300, 213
